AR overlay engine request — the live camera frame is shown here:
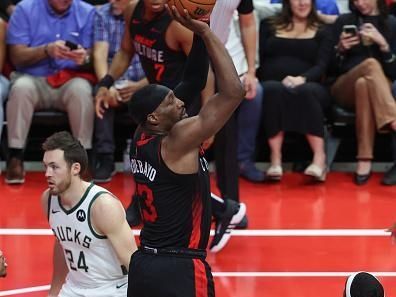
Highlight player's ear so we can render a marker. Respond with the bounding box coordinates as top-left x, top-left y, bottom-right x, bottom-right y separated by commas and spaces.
147, 112, 160, 125
71, 162, 81, 176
